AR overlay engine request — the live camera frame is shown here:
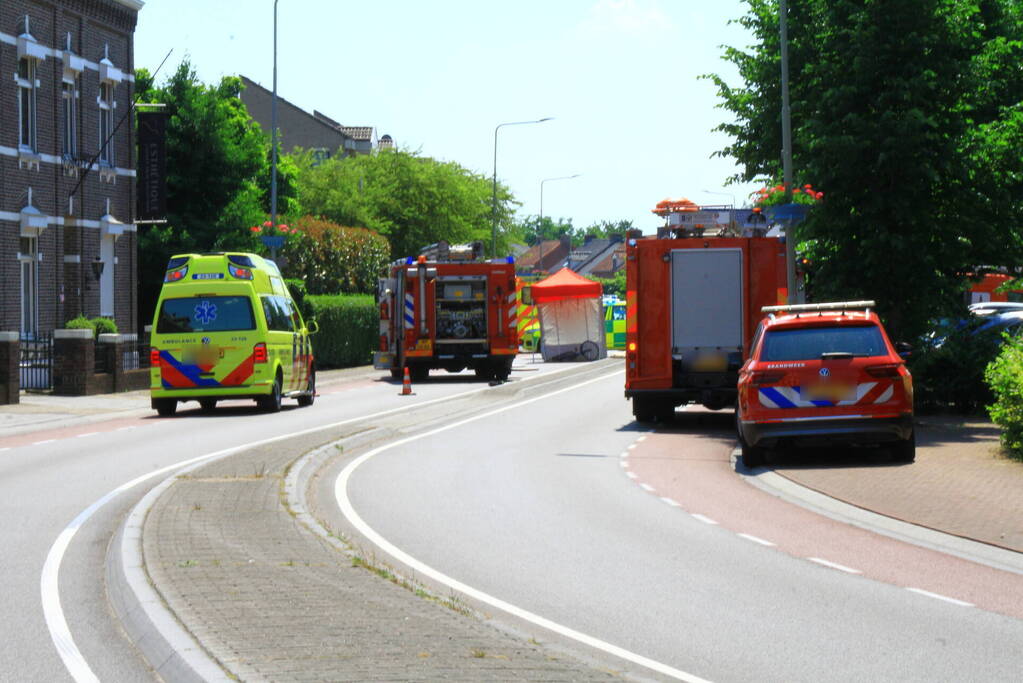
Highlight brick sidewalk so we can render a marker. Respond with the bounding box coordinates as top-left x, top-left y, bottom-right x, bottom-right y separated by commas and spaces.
774, 416, 1023, 553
